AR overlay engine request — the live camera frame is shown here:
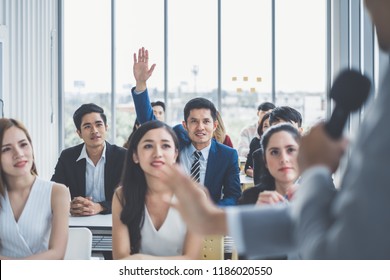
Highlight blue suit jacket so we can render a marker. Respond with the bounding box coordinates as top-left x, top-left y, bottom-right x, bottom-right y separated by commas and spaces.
132, 88, 241, 206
